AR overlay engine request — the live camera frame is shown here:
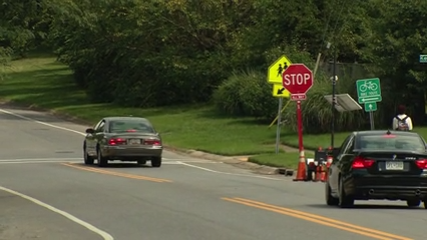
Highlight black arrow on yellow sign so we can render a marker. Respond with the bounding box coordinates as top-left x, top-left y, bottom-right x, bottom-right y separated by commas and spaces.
277, 88, 285, 95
